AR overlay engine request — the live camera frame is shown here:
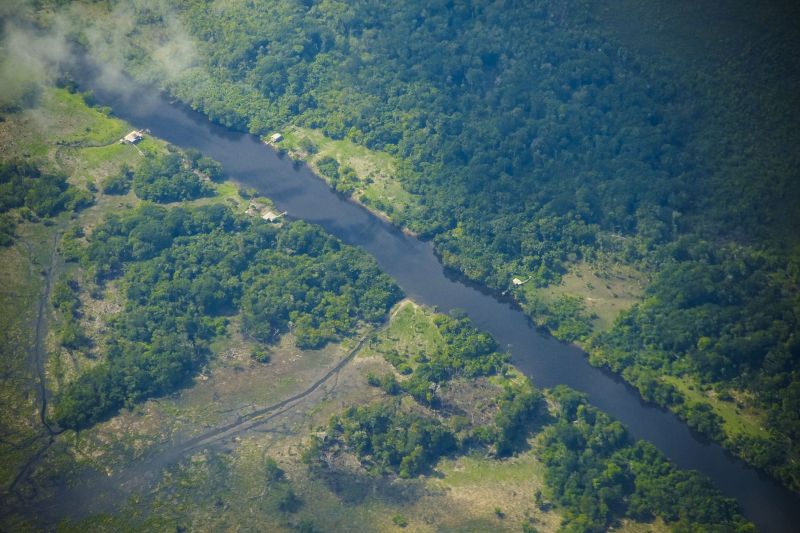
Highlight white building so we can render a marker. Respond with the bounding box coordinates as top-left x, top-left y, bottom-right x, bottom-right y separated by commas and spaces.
122, 130, 144, 144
